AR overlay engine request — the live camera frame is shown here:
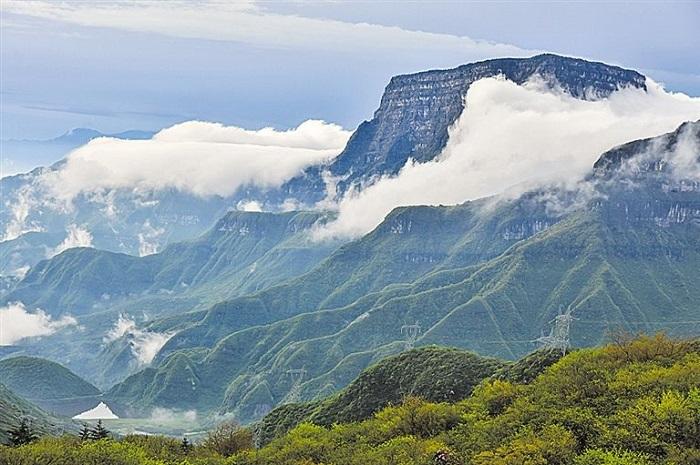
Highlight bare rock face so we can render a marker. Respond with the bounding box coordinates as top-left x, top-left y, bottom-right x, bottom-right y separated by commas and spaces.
327, 54, 646, 190
280, 54, 646, 203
